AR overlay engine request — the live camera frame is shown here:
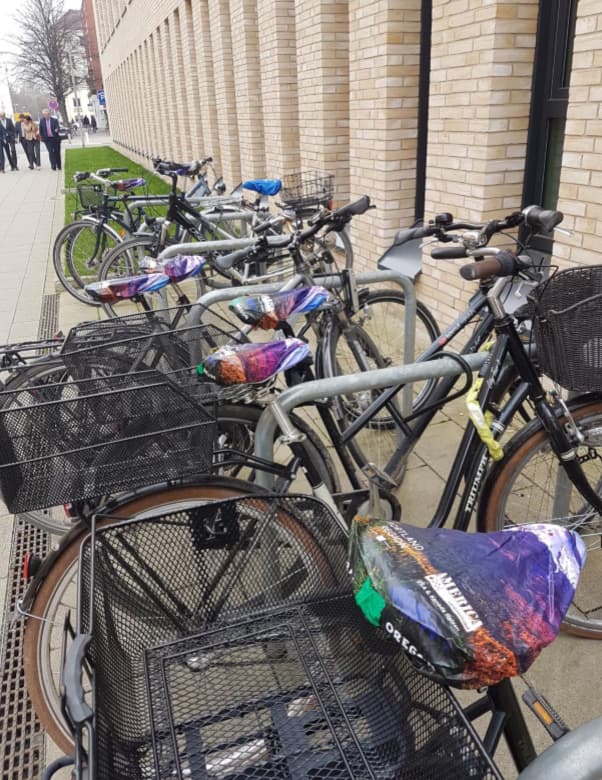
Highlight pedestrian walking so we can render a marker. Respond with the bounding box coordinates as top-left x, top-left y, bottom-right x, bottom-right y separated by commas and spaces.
0, 123, 4, 173
90, 115, 97, 133
0, 112, 18, 171
20, 114, 40, 169
38, 109, 62, 170
15, 113, 28, 160
82, 115, 90, 128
